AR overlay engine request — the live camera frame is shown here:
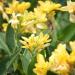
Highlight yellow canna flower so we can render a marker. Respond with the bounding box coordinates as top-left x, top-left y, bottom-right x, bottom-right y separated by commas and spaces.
38, 1, 61, 13
60, 1, 75, 23
5, 1, 30, 14
20, 10, 48, 33
30, 0, 61, 23
48, 41, 75, 75
33, 54, 49, 75
22, 11, 36, 21
20, 33, 51, 52
69, 41, 75, 64
5, 1, 19, 14
2, 14, 19, 31
34, 8, 47, 23
9, 13, 19, 29
49, 44, 70, 75
34, 0, 61, 28
17, 2, 30, 13
5, 8, 13, 14
32, 41, 75, 75
60, 1, 75, 13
